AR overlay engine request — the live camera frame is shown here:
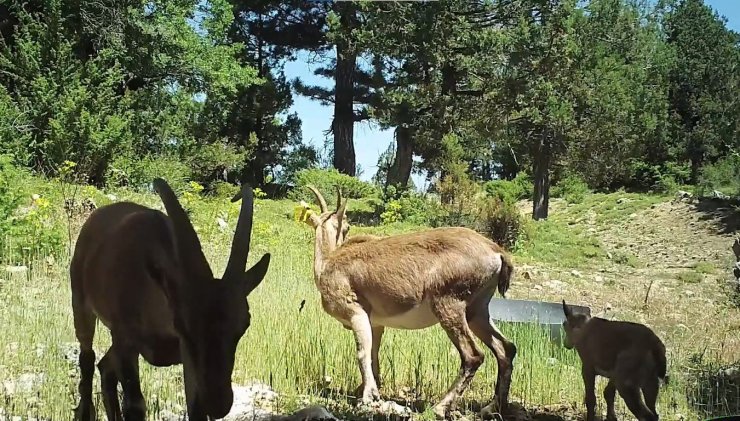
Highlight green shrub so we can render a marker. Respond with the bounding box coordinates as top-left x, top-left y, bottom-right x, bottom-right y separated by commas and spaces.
697, 155, 740, 198
629, 161, 691, 193
677, 270, 702, 284
289, 168, 378, 204
551, 174, 591, 204
211, 180, 241, 198
0, 156, 65, 264
0, 155, 27, 235
484, 172, 533, 204
376, 186, 442, 226
106, 153, 191, 193
477, 197, 528, 250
